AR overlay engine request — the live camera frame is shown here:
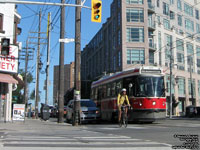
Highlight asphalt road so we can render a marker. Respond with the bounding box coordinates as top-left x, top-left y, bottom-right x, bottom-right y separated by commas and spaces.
0, 118, 199, 150
85, 118, 200, 148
